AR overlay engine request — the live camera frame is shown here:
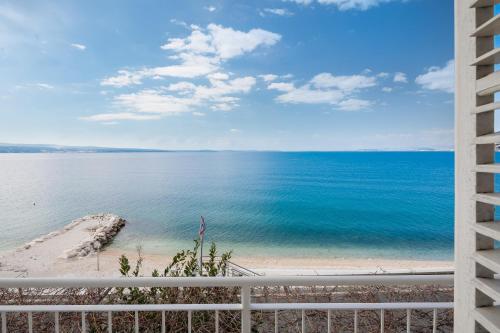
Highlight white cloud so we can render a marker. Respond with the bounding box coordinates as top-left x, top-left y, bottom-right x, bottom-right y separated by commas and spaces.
88, 75, 258, 122
310, 73, 376, 92
207, 24, 281, 60
95, 23, 280, 121
270, 72, 378, 111
382, 87, 393, 92
102, 24, 280, 87
193, 112, 205, 116
169, 19, 189, 28
146, 54, 219, 79
276, 85, 345, 104
267, 82, 295, 92
317, 0, 393, 10
261, 8, 294, 16
205, 6, 216, 12
337, 98, 372, 111
81, 112, 162, 122
161, 29, 215, 54
207, 72, 230, 81
193, 76, 256, 105
377, 72, 389, 78
284, 0, 314, 4
259, 74, 279, 82
160, 24, 281, 60
285, 0, 401, 11
393, 72, 408, 83
230, 128, 241, 133
101, 70, 144, 87
166, 81, 197, 92
70, 43, 86, 50
415, 60, 455, 94
35, 83, 54, 89
113, 89, 195, 115
212, 103, 235, 111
